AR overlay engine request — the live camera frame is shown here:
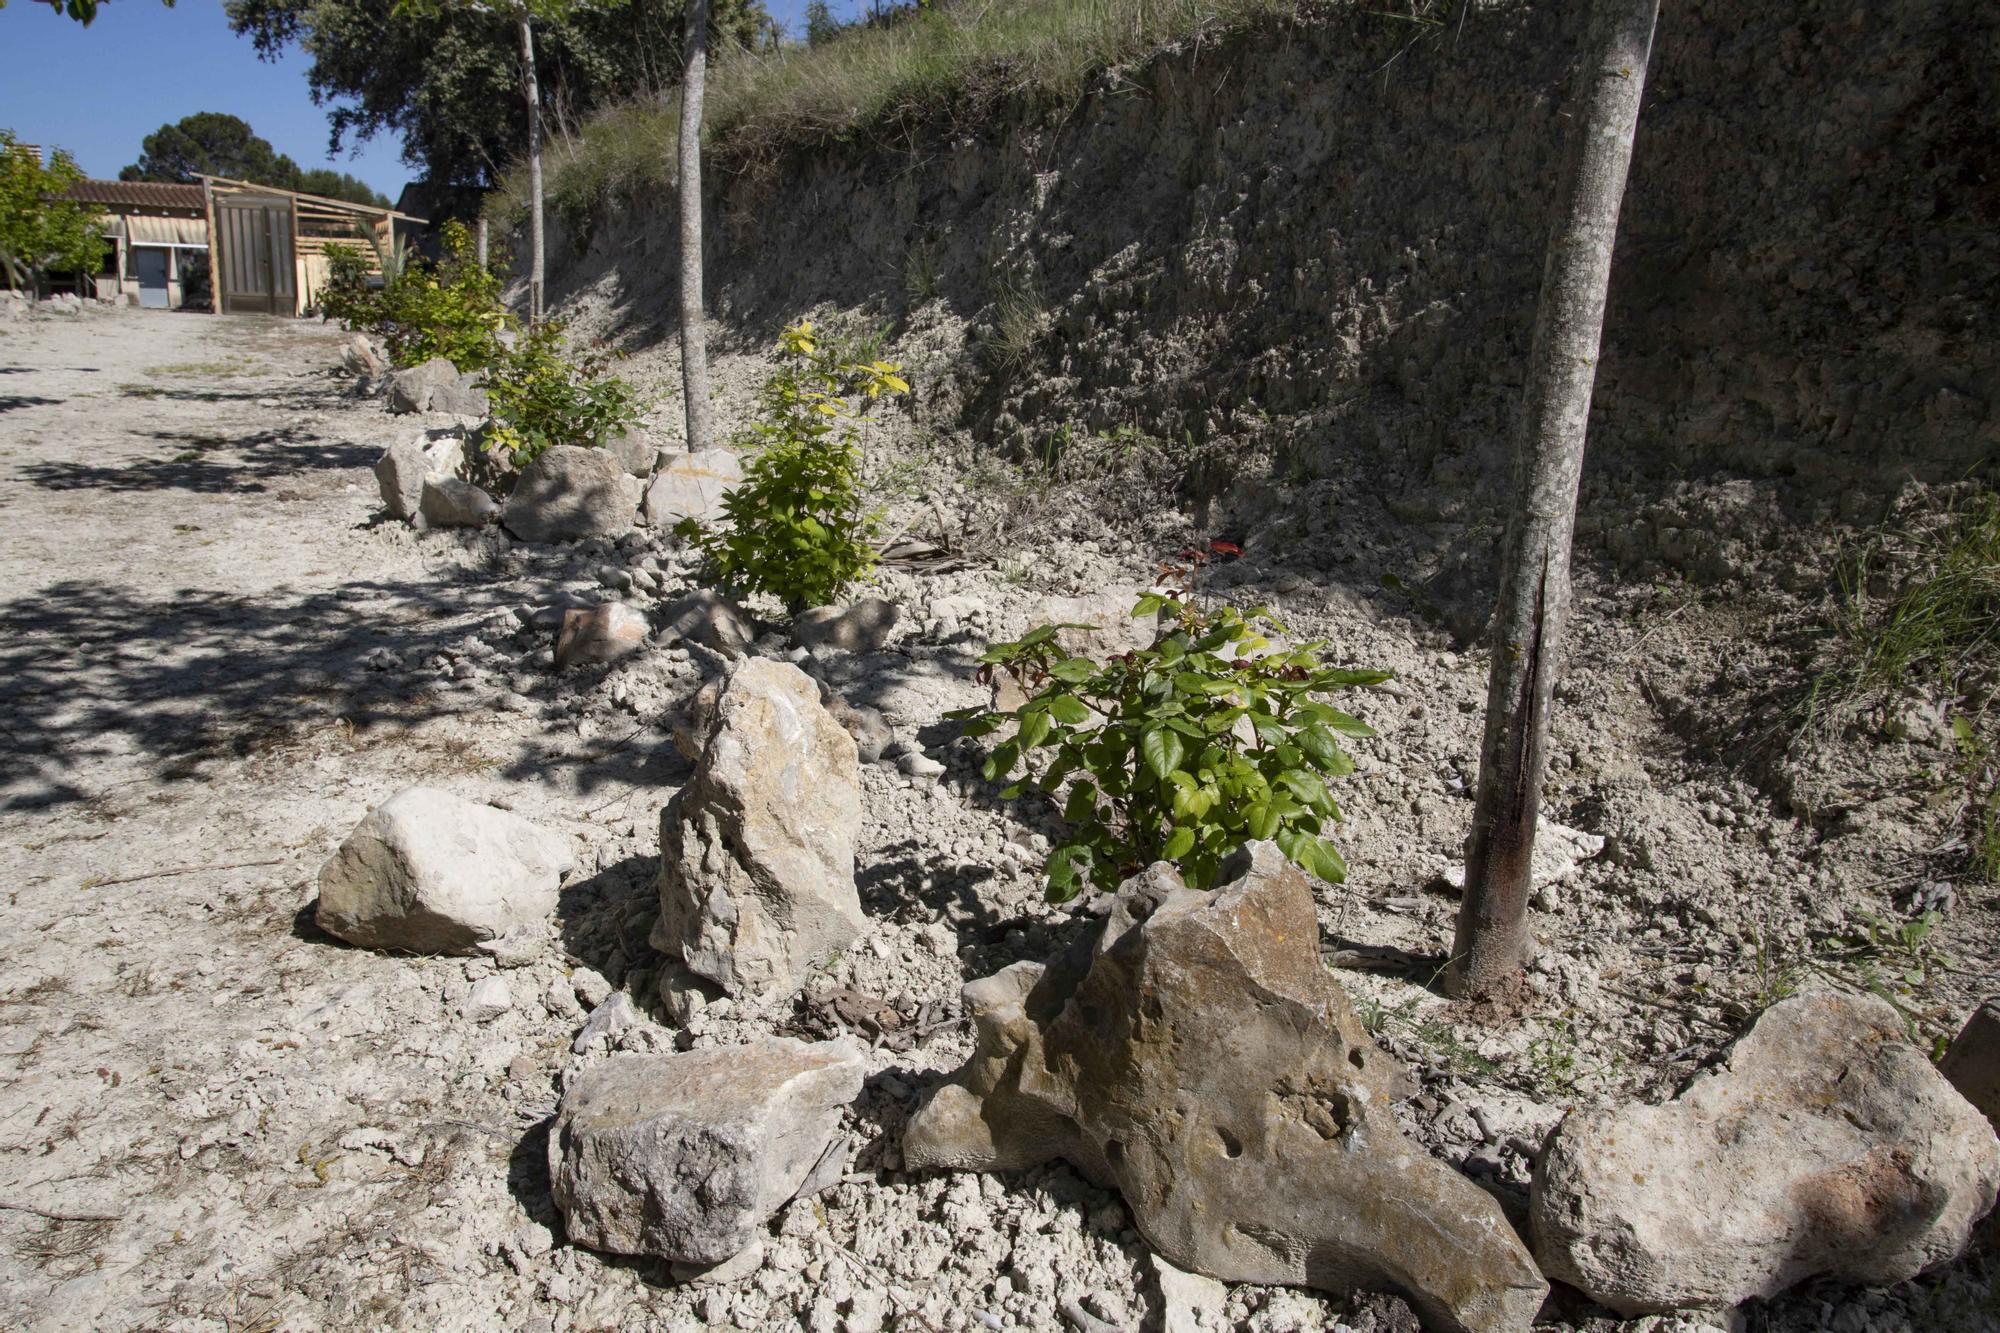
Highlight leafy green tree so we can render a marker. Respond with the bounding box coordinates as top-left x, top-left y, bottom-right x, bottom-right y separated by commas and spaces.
119, 113, 391, 206
121, 112, 300, 187
226, 0, 768, 192
0, 0, 175, 24
0, 130, 103, 291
